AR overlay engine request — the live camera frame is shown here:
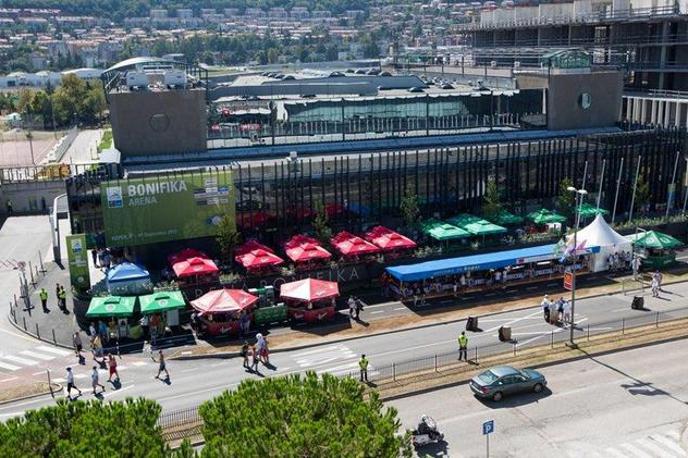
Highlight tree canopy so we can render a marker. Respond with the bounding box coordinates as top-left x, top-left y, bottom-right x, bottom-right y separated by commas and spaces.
198, 372, 411, 457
